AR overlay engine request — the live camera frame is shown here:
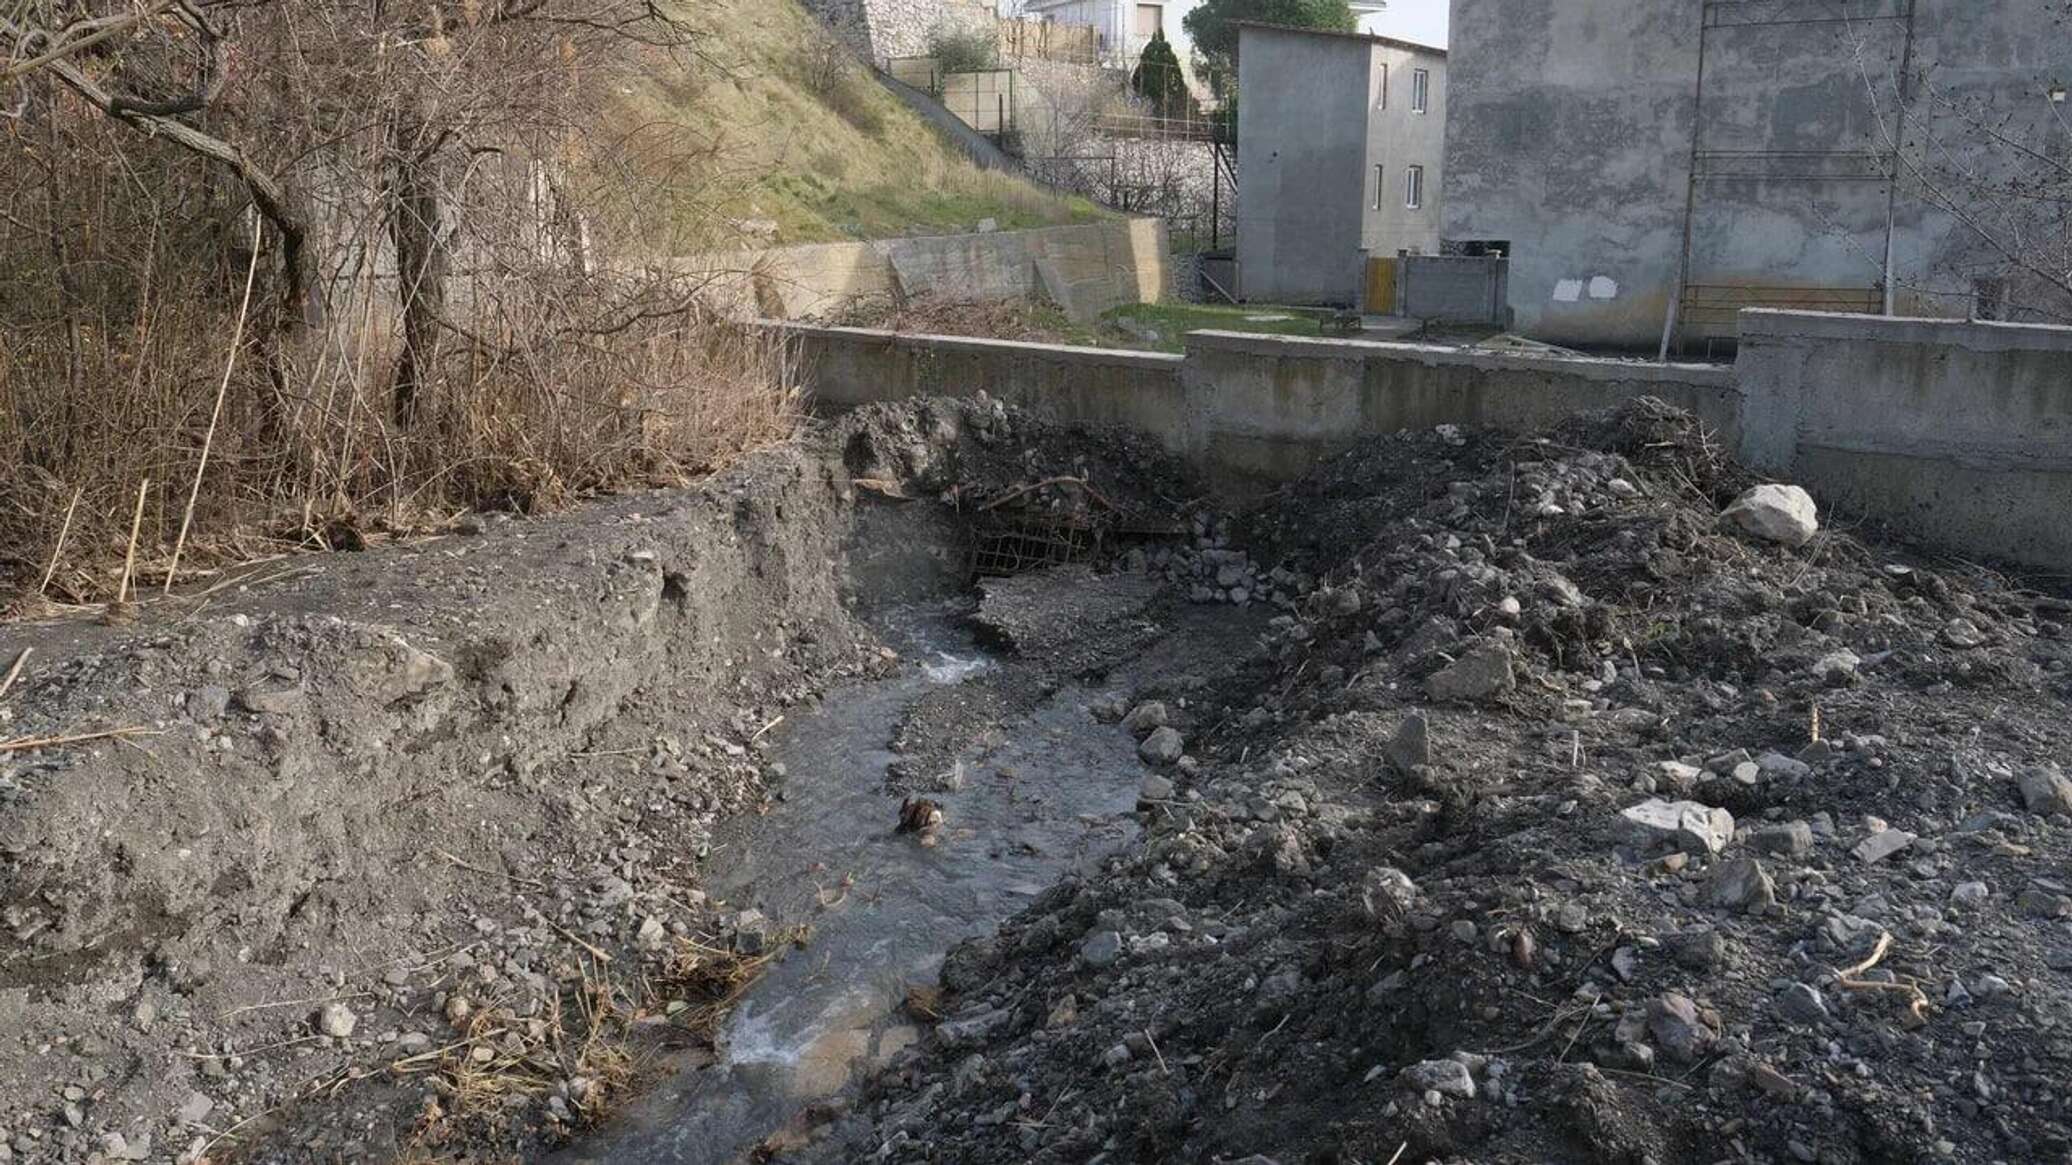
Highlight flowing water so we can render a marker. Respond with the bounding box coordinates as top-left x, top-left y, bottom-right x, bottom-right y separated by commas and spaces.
562, 600, 1154, 1163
